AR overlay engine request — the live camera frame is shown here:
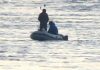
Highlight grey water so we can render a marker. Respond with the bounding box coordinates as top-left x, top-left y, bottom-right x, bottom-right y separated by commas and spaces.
0, 0, 100, 70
